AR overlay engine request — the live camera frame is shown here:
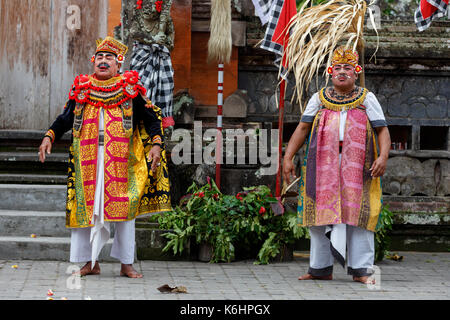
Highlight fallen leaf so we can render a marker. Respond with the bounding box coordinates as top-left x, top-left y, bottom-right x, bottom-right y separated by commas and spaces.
11, 265, 18, 269
30, 234, 37, 238
157, 284, 173, 293
157, 284, 188, 294
61, 297, 68, 300
47, 289, 54, 296
386, 254, 403, 261
172, 286, 187, 294
46, 297, 54, 300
